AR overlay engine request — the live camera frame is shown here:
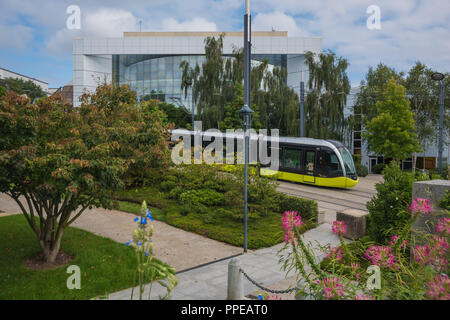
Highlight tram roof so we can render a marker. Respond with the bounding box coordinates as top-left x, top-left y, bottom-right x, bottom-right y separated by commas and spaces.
171, 129, 345, 150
